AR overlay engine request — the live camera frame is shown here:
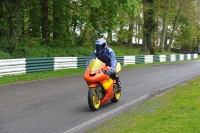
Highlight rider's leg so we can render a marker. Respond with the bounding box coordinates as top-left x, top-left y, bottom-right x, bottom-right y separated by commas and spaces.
112, 72, 122, 92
